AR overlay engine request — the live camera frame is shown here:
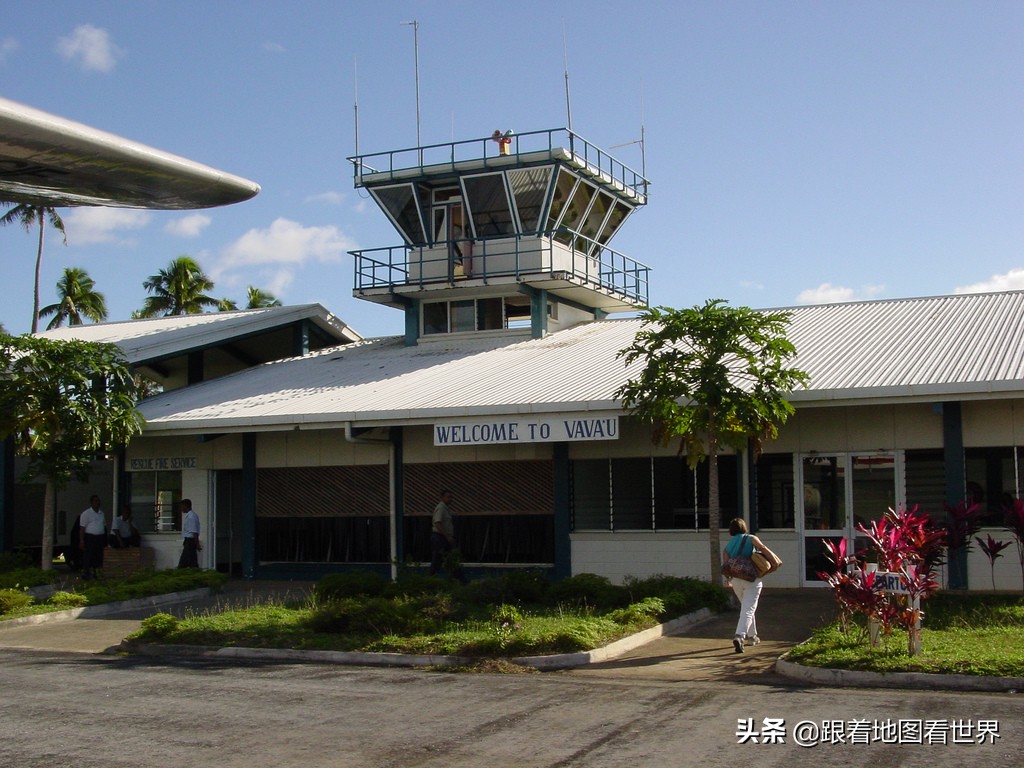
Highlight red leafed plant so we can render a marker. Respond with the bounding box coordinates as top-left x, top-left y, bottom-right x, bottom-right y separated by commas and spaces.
1003, 499, 1024, 593
819, 505, 944, 655
975, 533, 1012, 591
943, 500, 983, 588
